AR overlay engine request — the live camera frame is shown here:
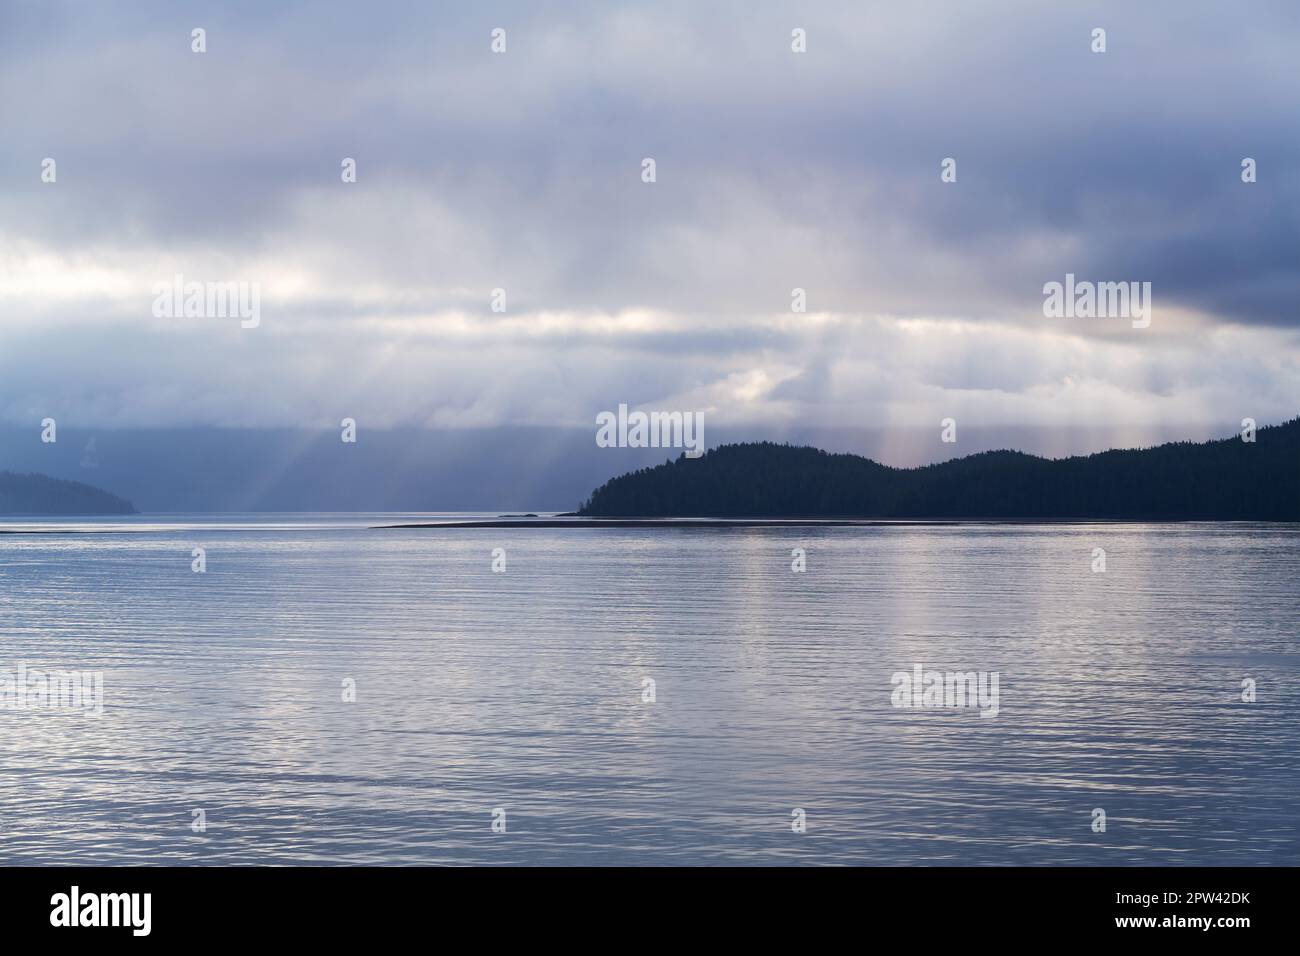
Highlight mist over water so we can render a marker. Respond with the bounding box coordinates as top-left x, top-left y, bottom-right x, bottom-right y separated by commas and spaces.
1, 518, 1296, 865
